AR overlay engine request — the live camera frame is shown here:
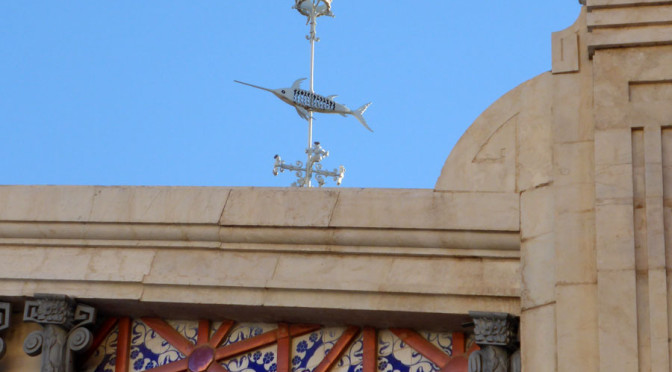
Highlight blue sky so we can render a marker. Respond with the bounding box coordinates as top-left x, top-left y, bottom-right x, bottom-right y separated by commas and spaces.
1, 2, 581, 189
